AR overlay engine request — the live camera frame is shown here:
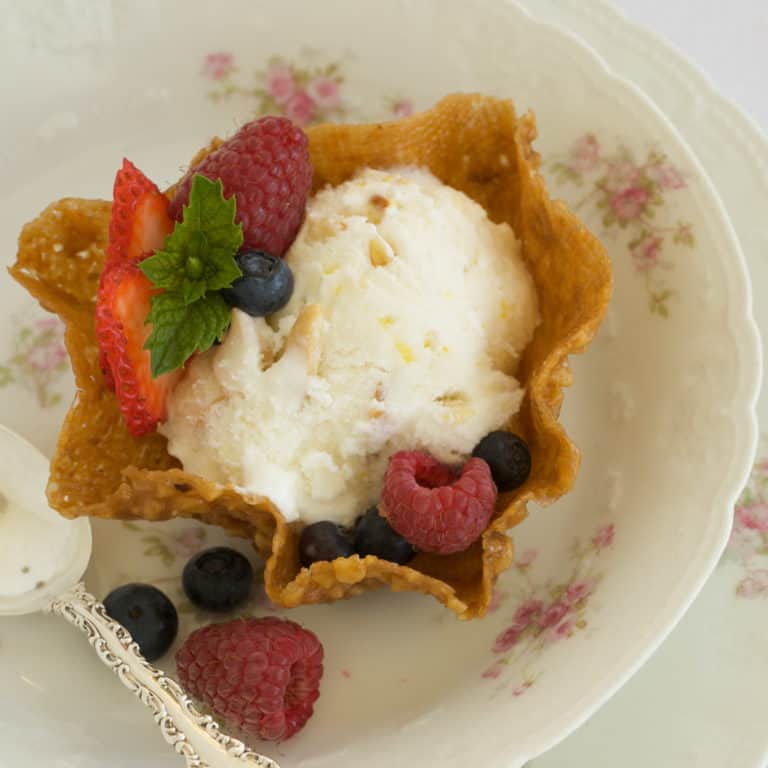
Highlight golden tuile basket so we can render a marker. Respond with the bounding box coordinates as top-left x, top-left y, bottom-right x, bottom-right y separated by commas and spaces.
10, 94, 611, 619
